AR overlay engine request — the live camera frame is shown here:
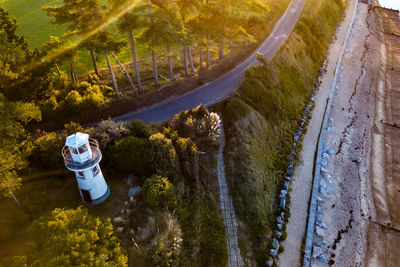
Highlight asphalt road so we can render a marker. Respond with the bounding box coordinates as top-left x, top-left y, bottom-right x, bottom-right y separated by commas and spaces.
114, 0, 306, 123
